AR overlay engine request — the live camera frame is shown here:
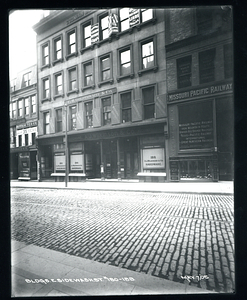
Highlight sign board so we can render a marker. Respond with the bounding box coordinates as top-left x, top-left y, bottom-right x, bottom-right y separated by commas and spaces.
143, 148, 165, 169
129, 8, 140, 27
70, 153, 84, 171
54, 154, 65, 171
91, 23, 99, 43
